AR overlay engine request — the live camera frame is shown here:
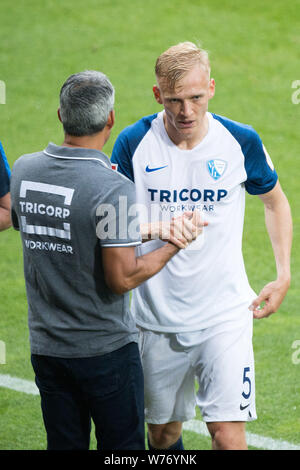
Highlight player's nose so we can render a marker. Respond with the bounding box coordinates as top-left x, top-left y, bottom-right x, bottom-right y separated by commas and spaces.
180, 100, 193, 117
